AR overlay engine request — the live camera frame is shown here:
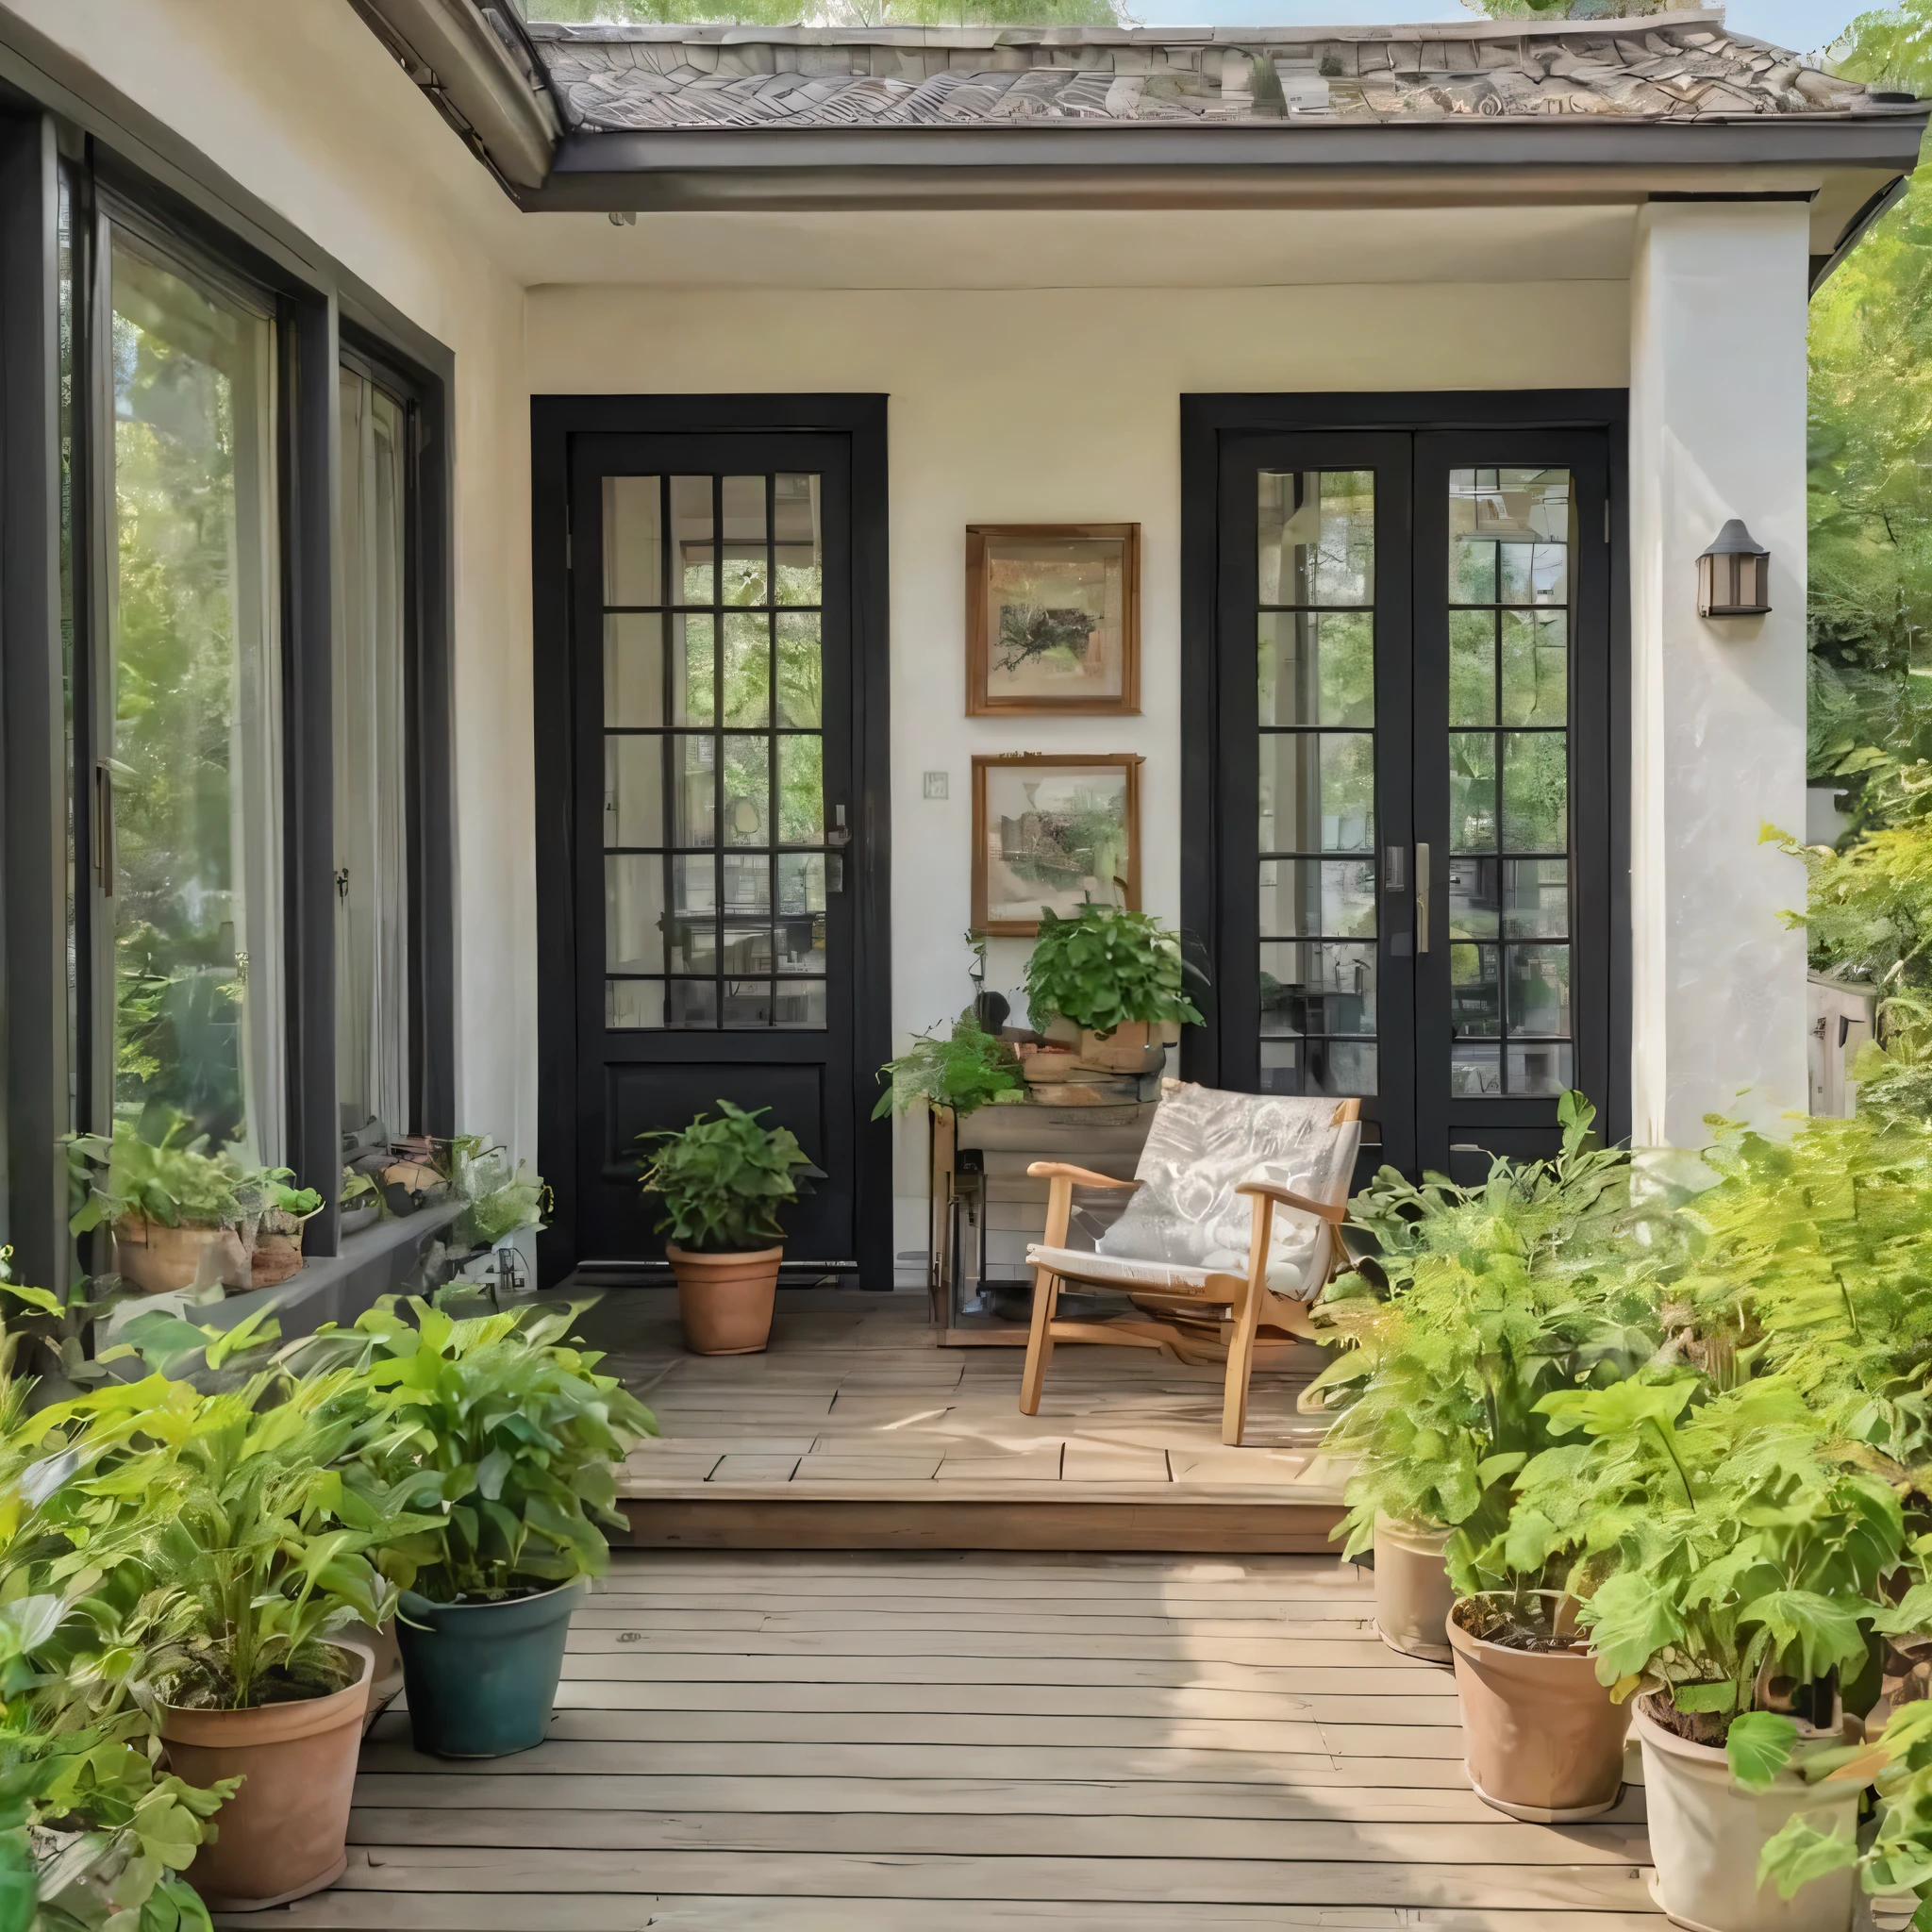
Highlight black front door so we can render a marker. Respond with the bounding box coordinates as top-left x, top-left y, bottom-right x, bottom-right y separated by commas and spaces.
1187, 397, 1624, 1176
534, 403, 891, 1282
